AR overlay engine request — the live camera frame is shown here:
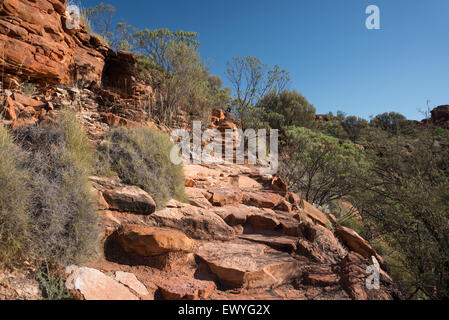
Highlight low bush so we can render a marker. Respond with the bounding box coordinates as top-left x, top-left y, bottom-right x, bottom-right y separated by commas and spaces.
98, 126, 186, 208
14, 110, 99, 266
0, 126, 31, 268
